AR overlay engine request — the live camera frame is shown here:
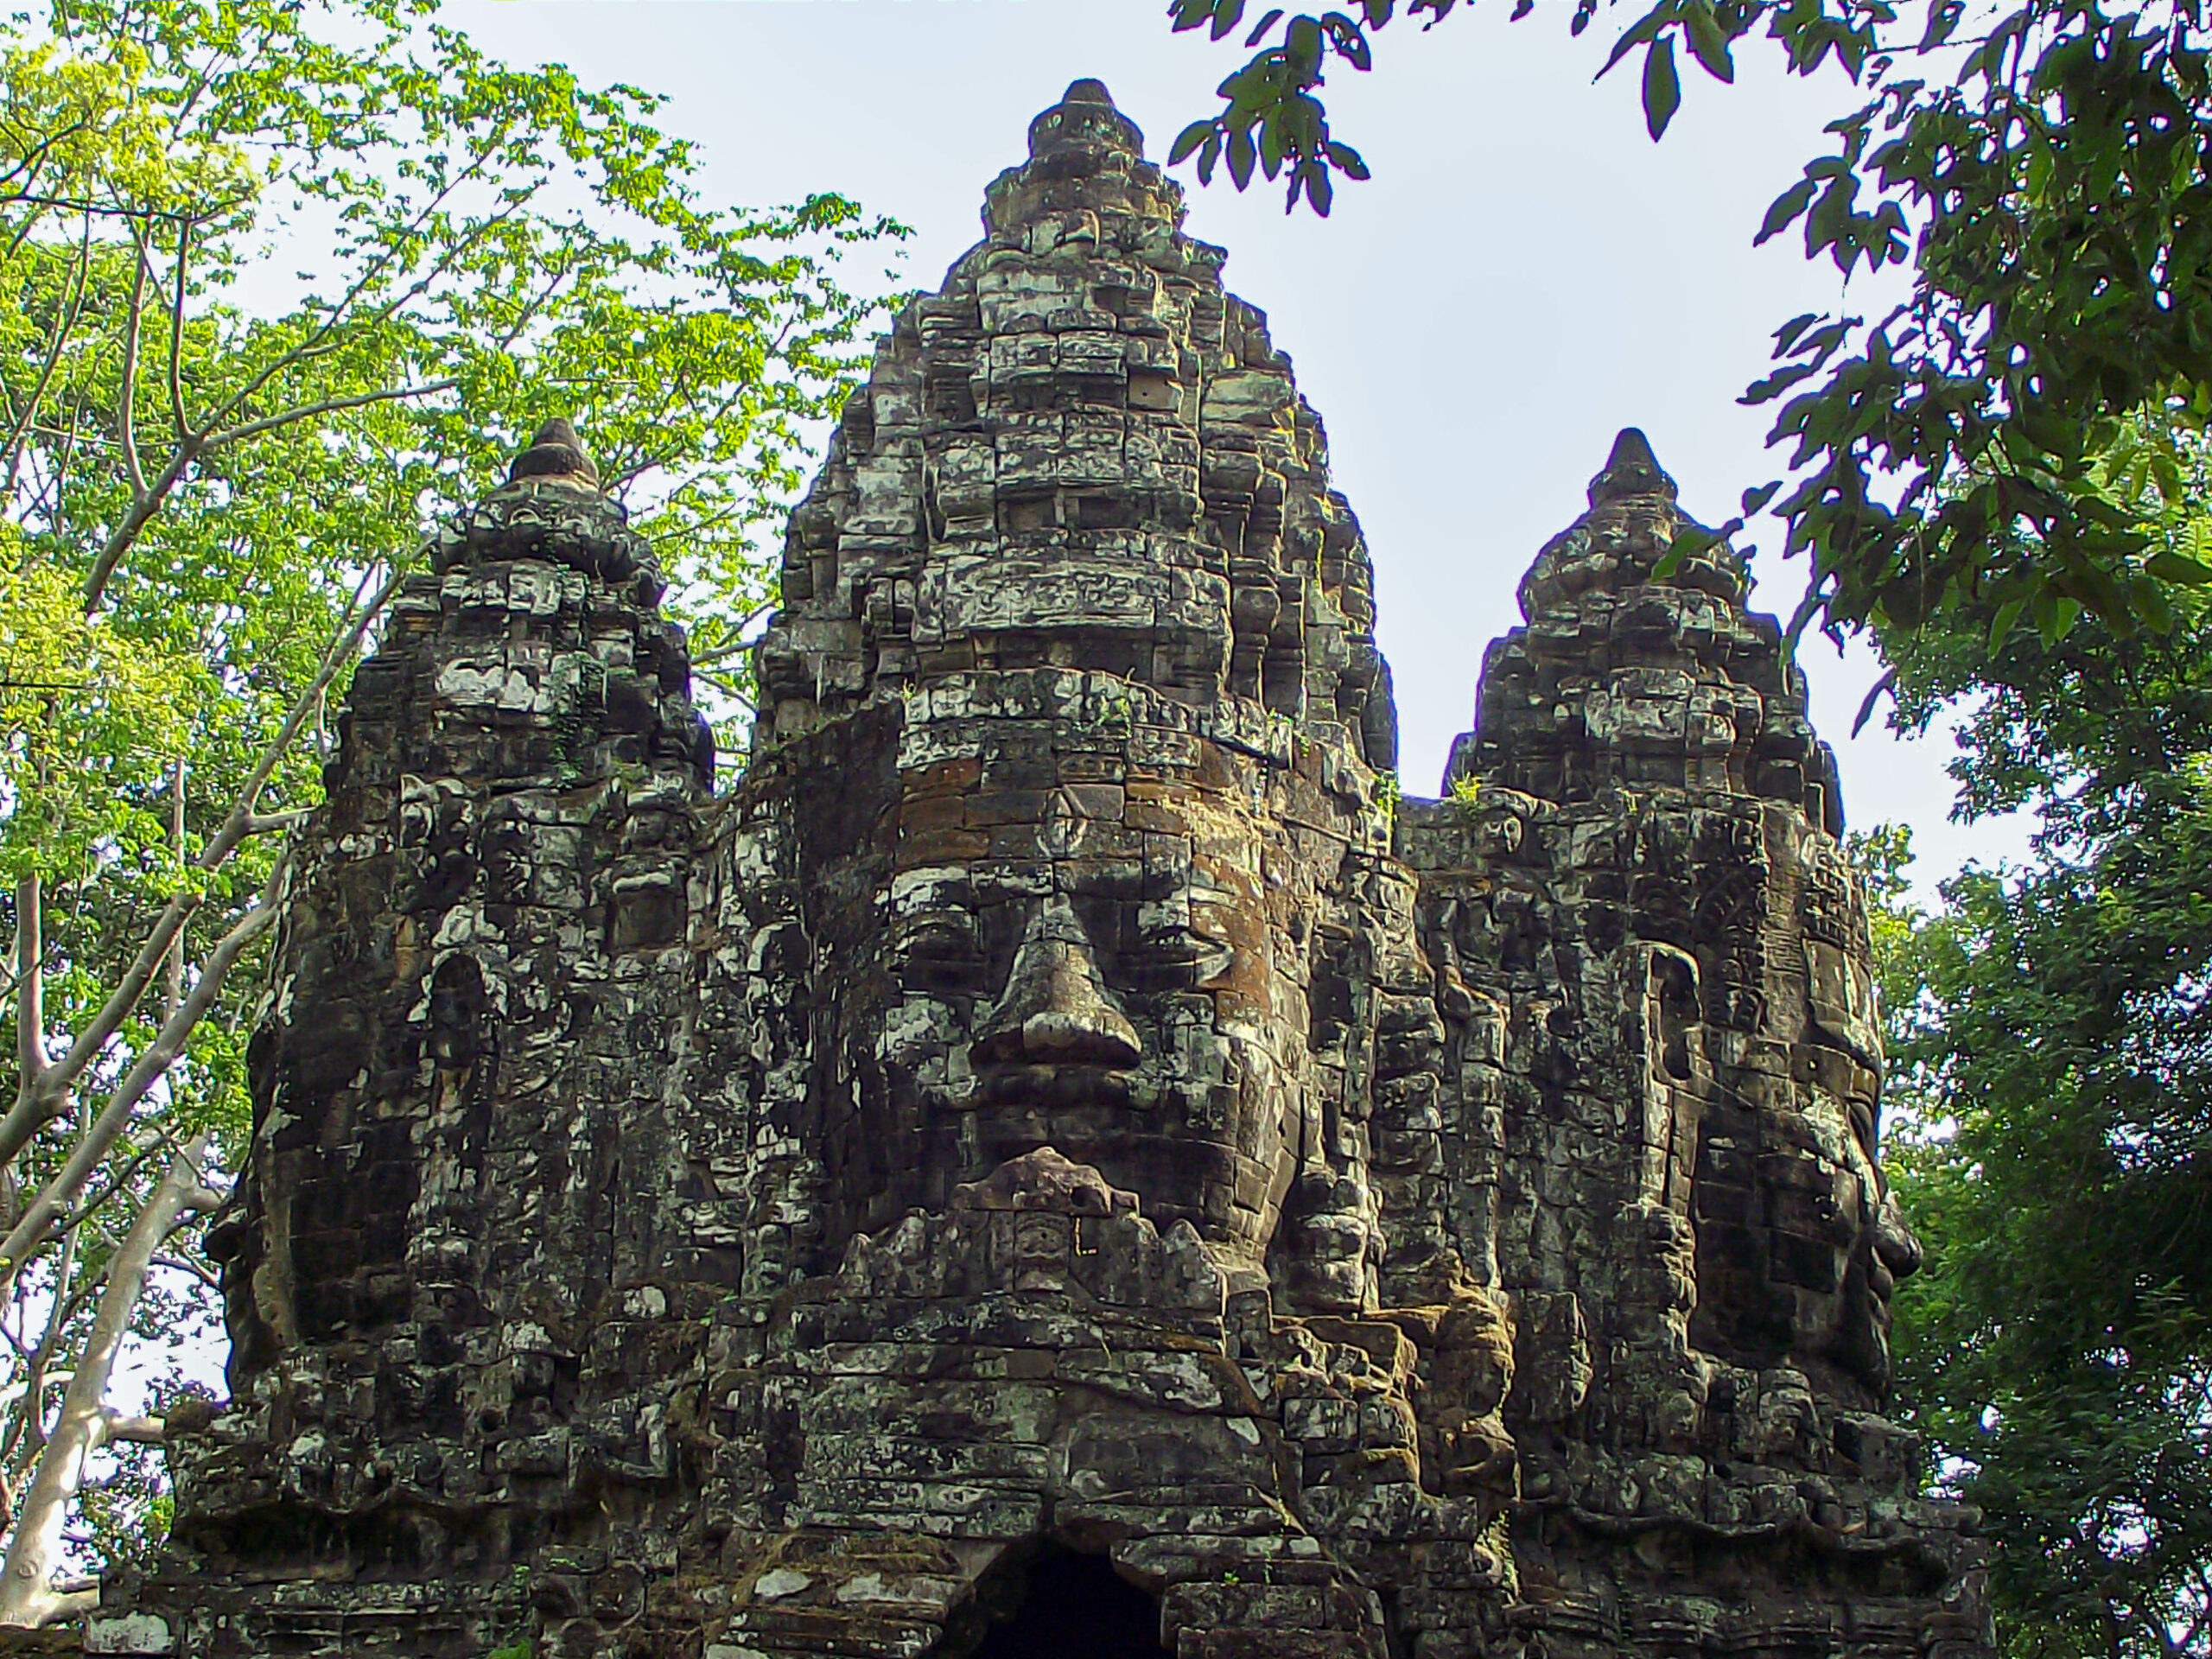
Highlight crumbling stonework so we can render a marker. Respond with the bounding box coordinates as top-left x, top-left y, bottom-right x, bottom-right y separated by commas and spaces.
96, 80, 1990, 1659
